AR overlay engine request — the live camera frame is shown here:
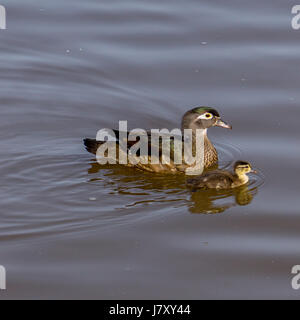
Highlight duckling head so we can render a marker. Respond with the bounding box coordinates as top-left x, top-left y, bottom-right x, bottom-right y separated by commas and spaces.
181, 106, 232, 131
233, 161, 256, 185
234, 161, 256, 177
